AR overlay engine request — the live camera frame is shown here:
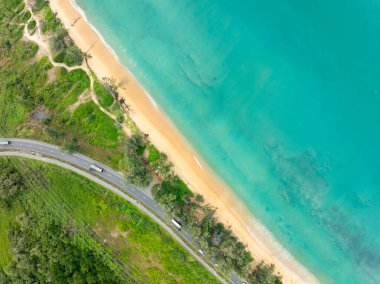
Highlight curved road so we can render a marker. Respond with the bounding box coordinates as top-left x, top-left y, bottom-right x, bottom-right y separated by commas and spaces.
0, 138, 245, 284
